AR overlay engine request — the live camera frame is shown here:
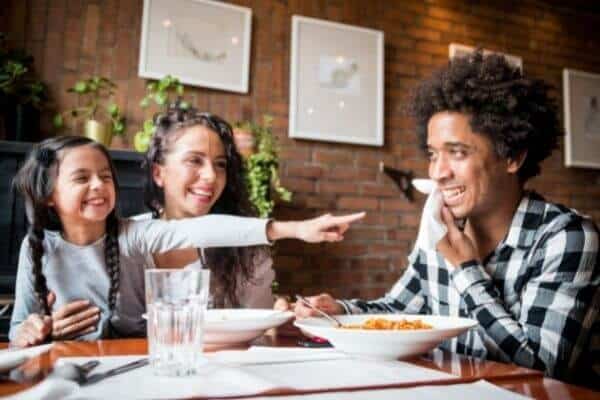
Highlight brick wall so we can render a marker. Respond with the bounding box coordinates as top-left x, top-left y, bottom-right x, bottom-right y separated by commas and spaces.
3, 0, 600, 299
